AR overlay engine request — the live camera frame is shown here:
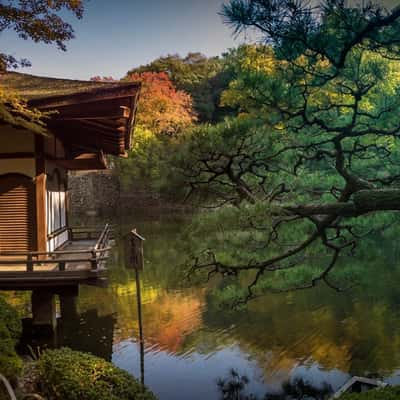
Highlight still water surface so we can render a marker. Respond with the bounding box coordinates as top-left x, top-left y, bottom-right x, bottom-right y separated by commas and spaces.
9, 214, 400, 399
